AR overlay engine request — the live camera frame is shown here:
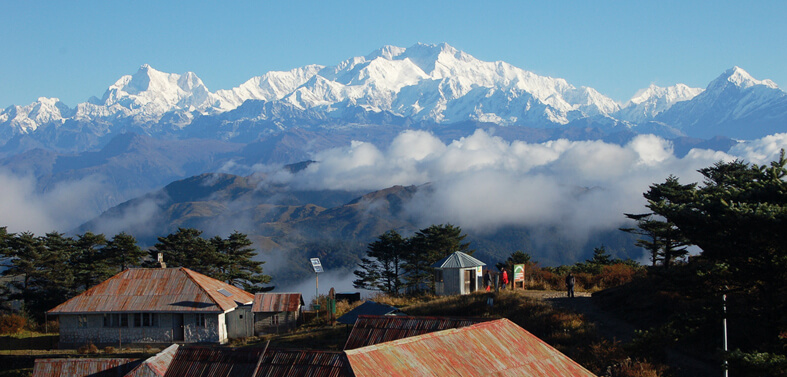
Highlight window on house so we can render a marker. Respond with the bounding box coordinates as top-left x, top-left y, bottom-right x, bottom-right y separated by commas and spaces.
434, 269, 443, 283
103, 313, 129, 328
78, 315, 88, 328
134, 313, 159, 327
195, 313, 206, 327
